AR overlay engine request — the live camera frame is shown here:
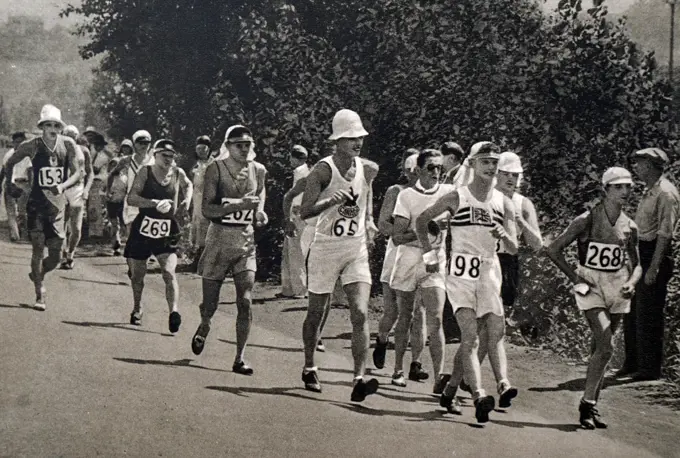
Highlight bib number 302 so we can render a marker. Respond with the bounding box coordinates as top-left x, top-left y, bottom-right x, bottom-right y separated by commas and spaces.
448, 253, 482, 281
139, 216, 171, 239
333, 218, 358, 236
585, 242, 624, 271
38, 167, 64, 187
